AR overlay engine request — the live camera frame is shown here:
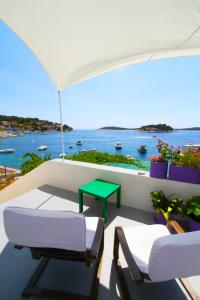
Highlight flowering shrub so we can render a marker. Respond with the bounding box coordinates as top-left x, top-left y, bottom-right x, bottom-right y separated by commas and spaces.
172, 150, 200, 168
156, 140, 173, 160
151, 139, 200, 168
150, 154, 164, 162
